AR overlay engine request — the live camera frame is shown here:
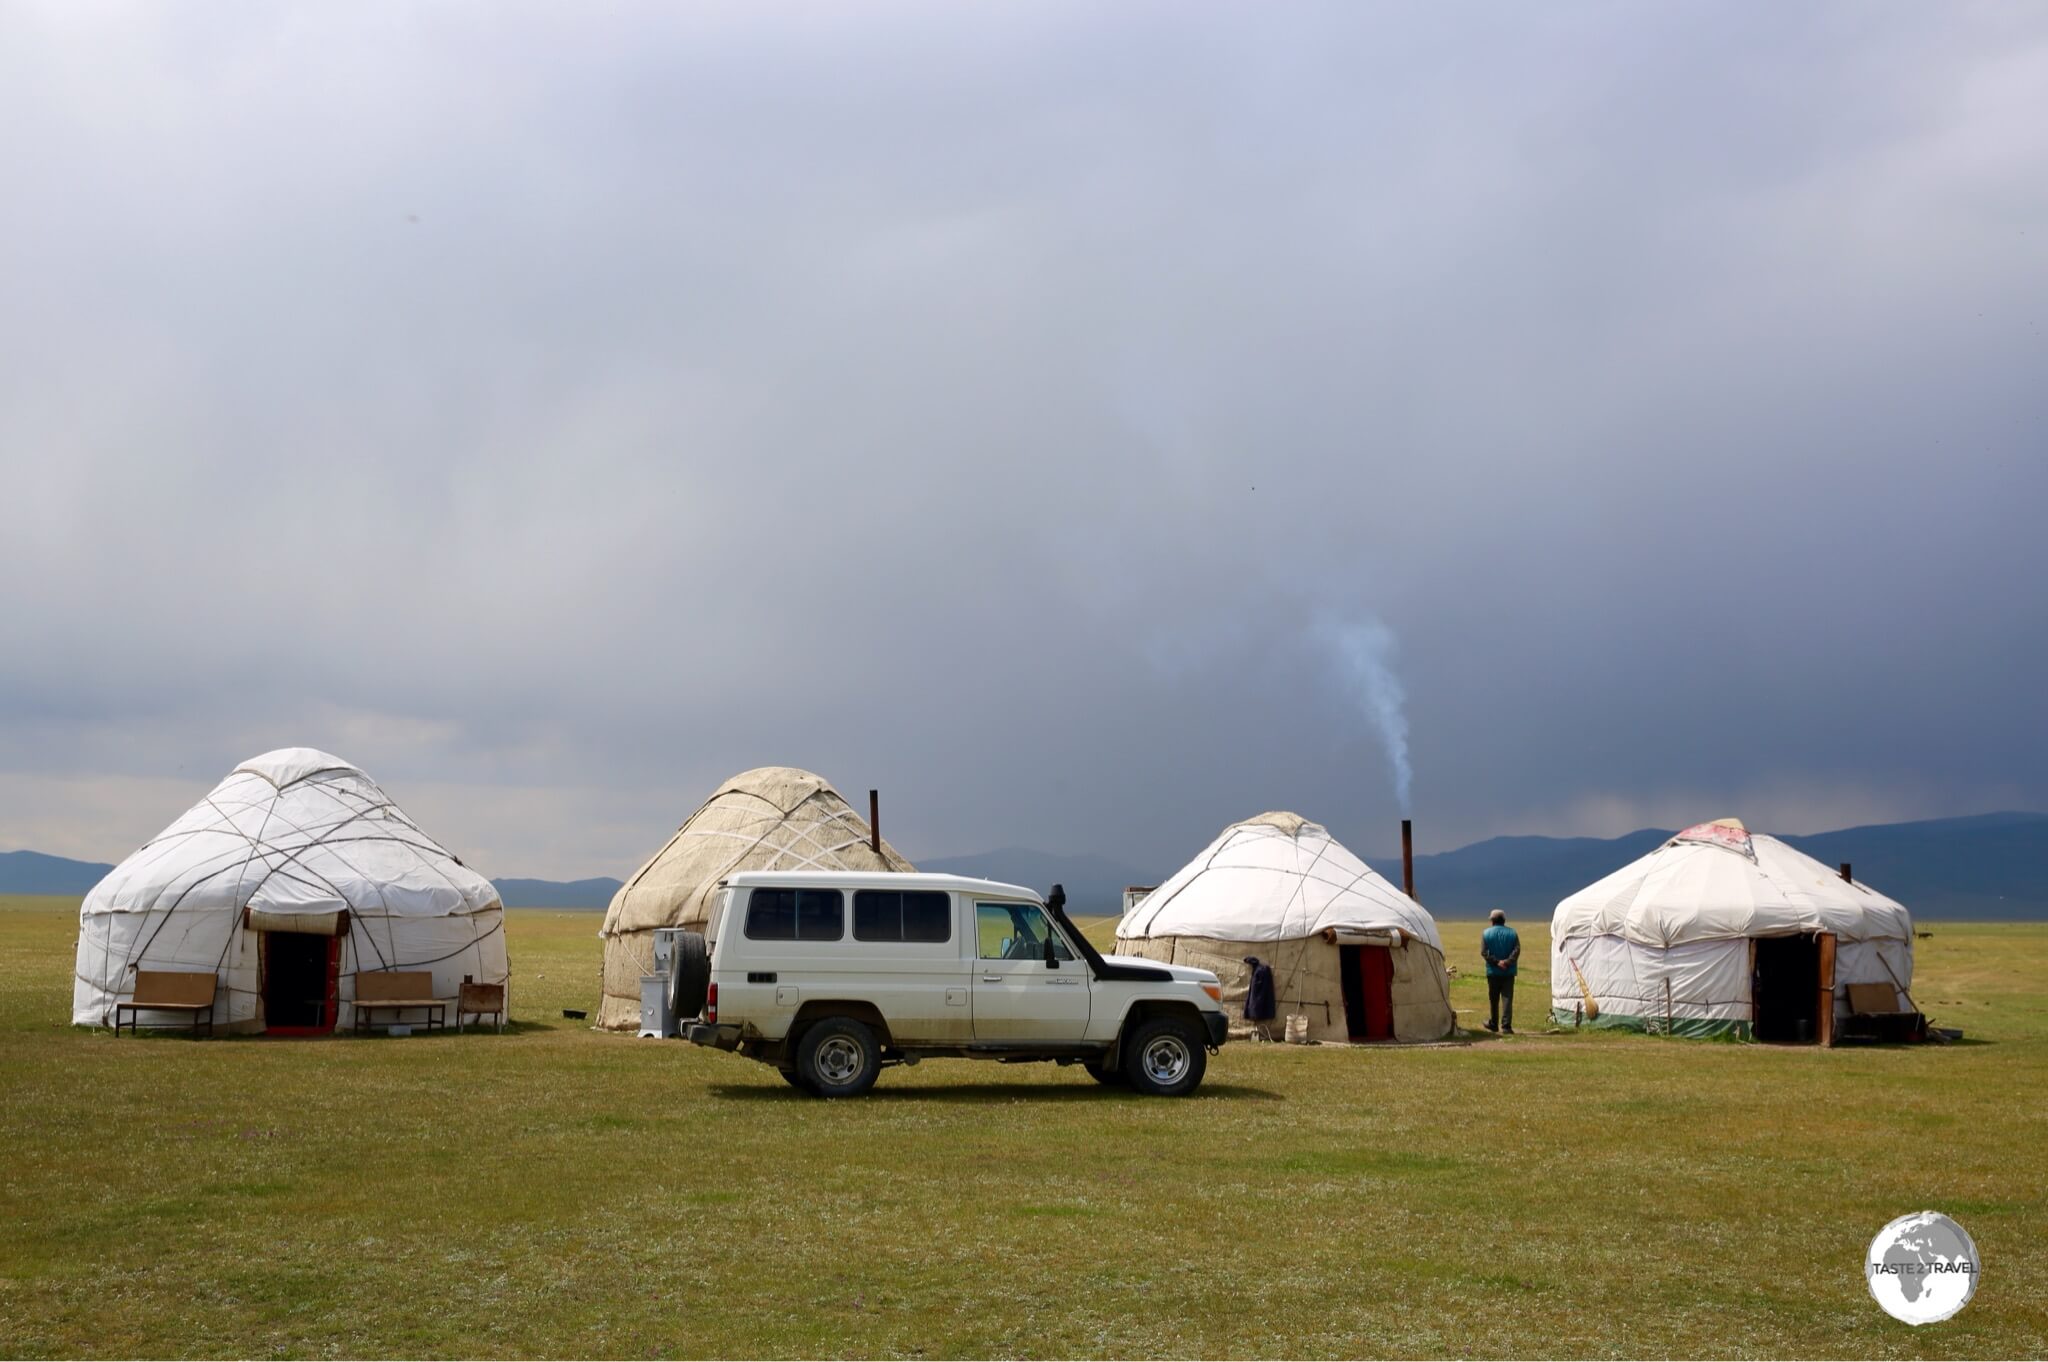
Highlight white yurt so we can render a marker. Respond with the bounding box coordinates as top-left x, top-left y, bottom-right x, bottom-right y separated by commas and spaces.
1115, 812, 1455, 1042
597, 766, 913, 1029
1550, 818, 1914, 1041
73, 748, 507, 1034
